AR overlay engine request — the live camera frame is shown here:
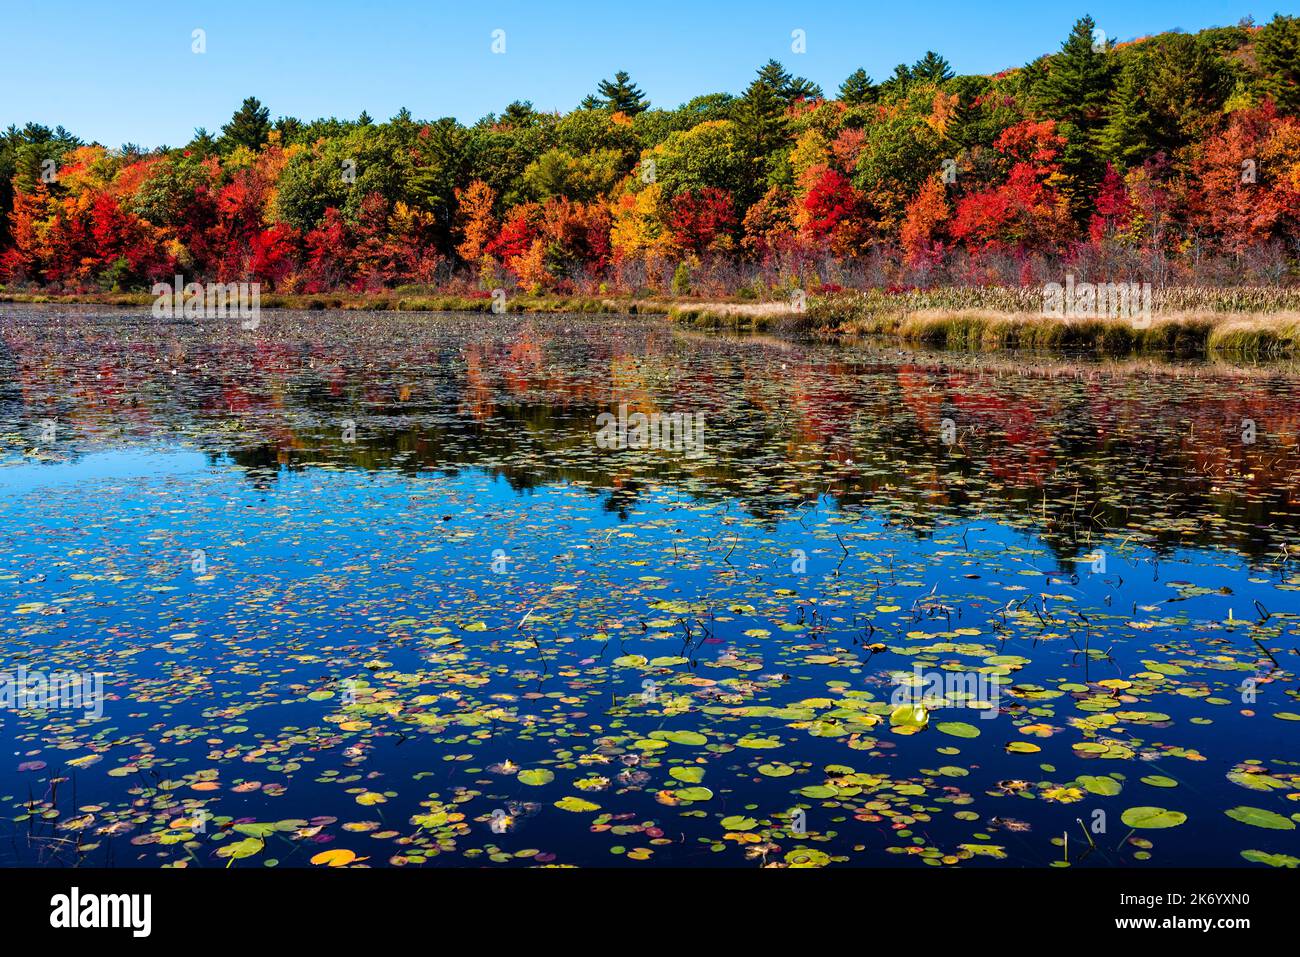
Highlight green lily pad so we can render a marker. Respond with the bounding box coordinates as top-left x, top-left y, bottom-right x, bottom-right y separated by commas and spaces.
675, 786, 713, 802
216, 837, 264, 860
1140, 775, 1178, 788
554, 796, 600, 812
1076, 775, 1122, 796
1224, 806, 1296, 830
720, 815, 757, 830
935, 721, 980, 738
1241, 849, 1299, 867
1120, 806, 1187, 829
